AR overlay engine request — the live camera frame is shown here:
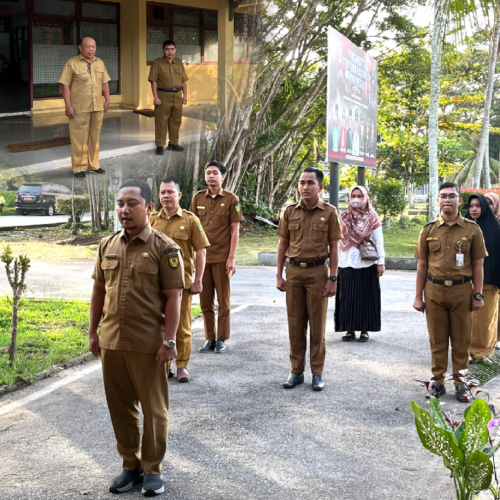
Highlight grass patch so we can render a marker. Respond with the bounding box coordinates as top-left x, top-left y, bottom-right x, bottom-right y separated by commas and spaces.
0, 297, 202, 386
237, 230, 280, 265
382, 224, 421, 258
